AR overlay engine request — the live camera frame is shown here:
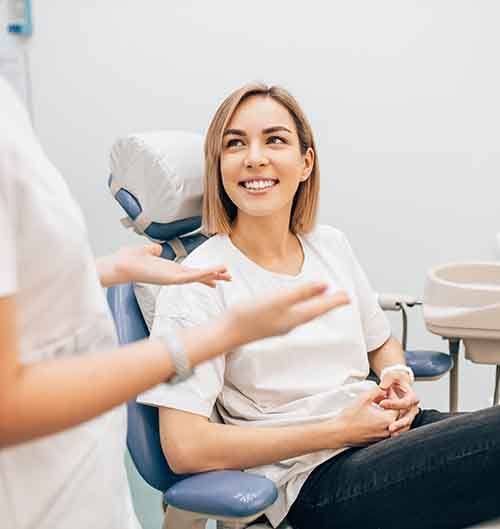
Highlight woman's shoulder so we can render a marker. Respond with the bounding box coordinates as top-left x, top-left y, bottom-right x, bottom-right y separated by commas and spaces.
303, 223, 348, 248
155, 235, 228, 318
181, 233, 230, 268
